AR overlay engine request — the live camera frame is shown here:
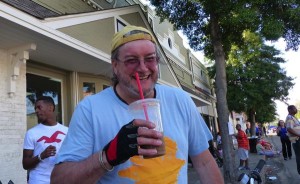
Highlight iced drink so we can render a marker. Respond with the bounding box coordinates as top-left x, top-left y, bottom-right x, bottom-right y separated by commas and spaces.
128, 98, 165, 158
